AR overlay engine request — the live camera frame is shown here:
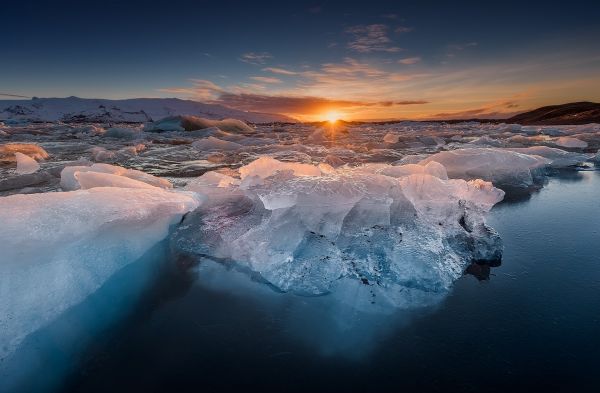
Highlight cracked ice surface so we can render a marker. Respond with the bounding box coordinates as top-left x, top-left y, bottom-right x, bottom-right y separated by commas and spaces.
173, 158, 505, 307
